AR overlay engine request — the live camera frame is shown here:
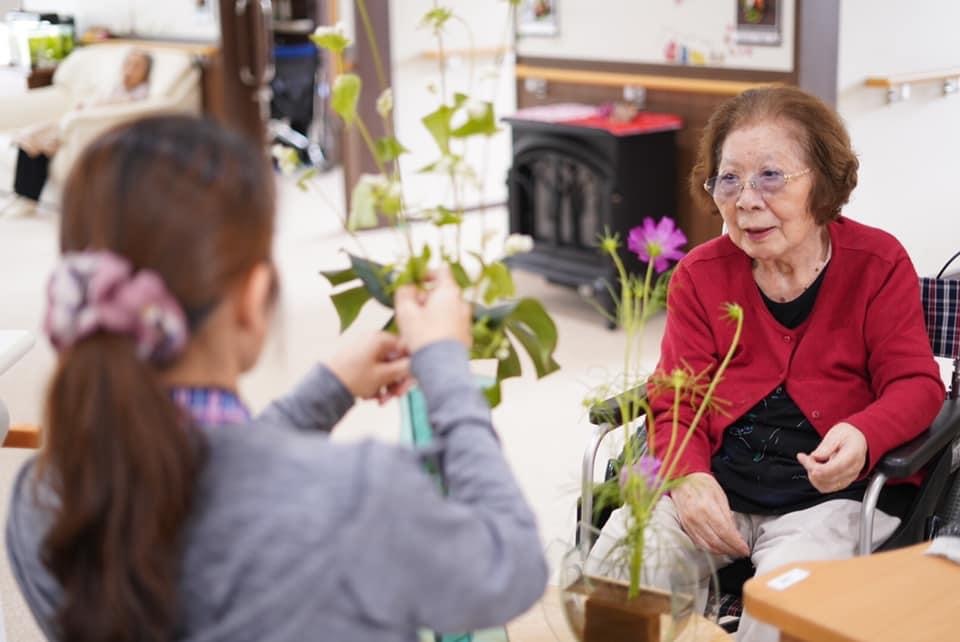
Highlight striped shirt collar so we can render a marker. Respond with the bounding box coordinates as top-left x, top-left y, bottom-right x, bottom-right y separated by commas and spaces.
170, 387, 251, 428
